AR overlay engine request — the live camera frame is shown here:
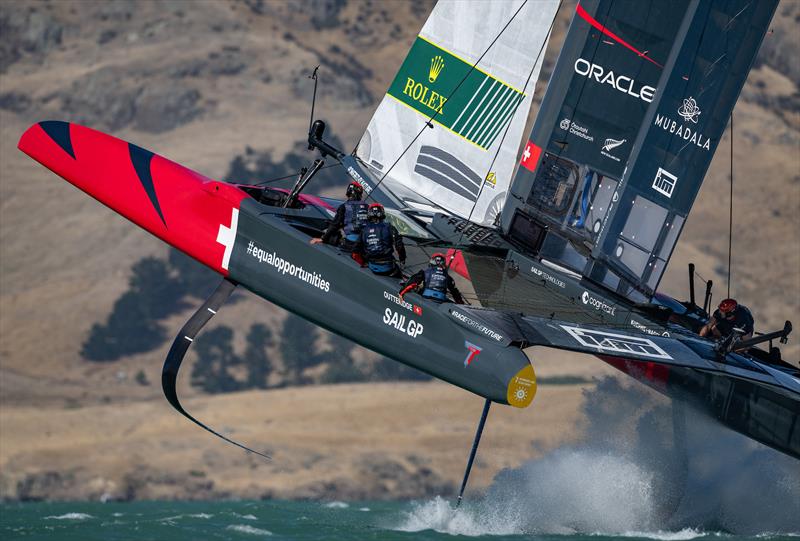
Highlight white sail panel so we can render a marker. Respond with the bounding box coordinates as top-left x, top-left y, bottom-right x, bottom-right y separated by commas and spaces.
356, 0, 559, 226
